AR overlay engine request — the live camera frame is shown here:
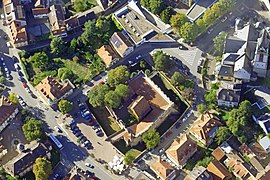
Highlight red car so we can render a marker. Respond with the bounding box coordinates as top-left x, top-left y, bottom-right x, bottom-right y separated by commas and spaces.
22, 82, 27, 88
98, 81, 105, 85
